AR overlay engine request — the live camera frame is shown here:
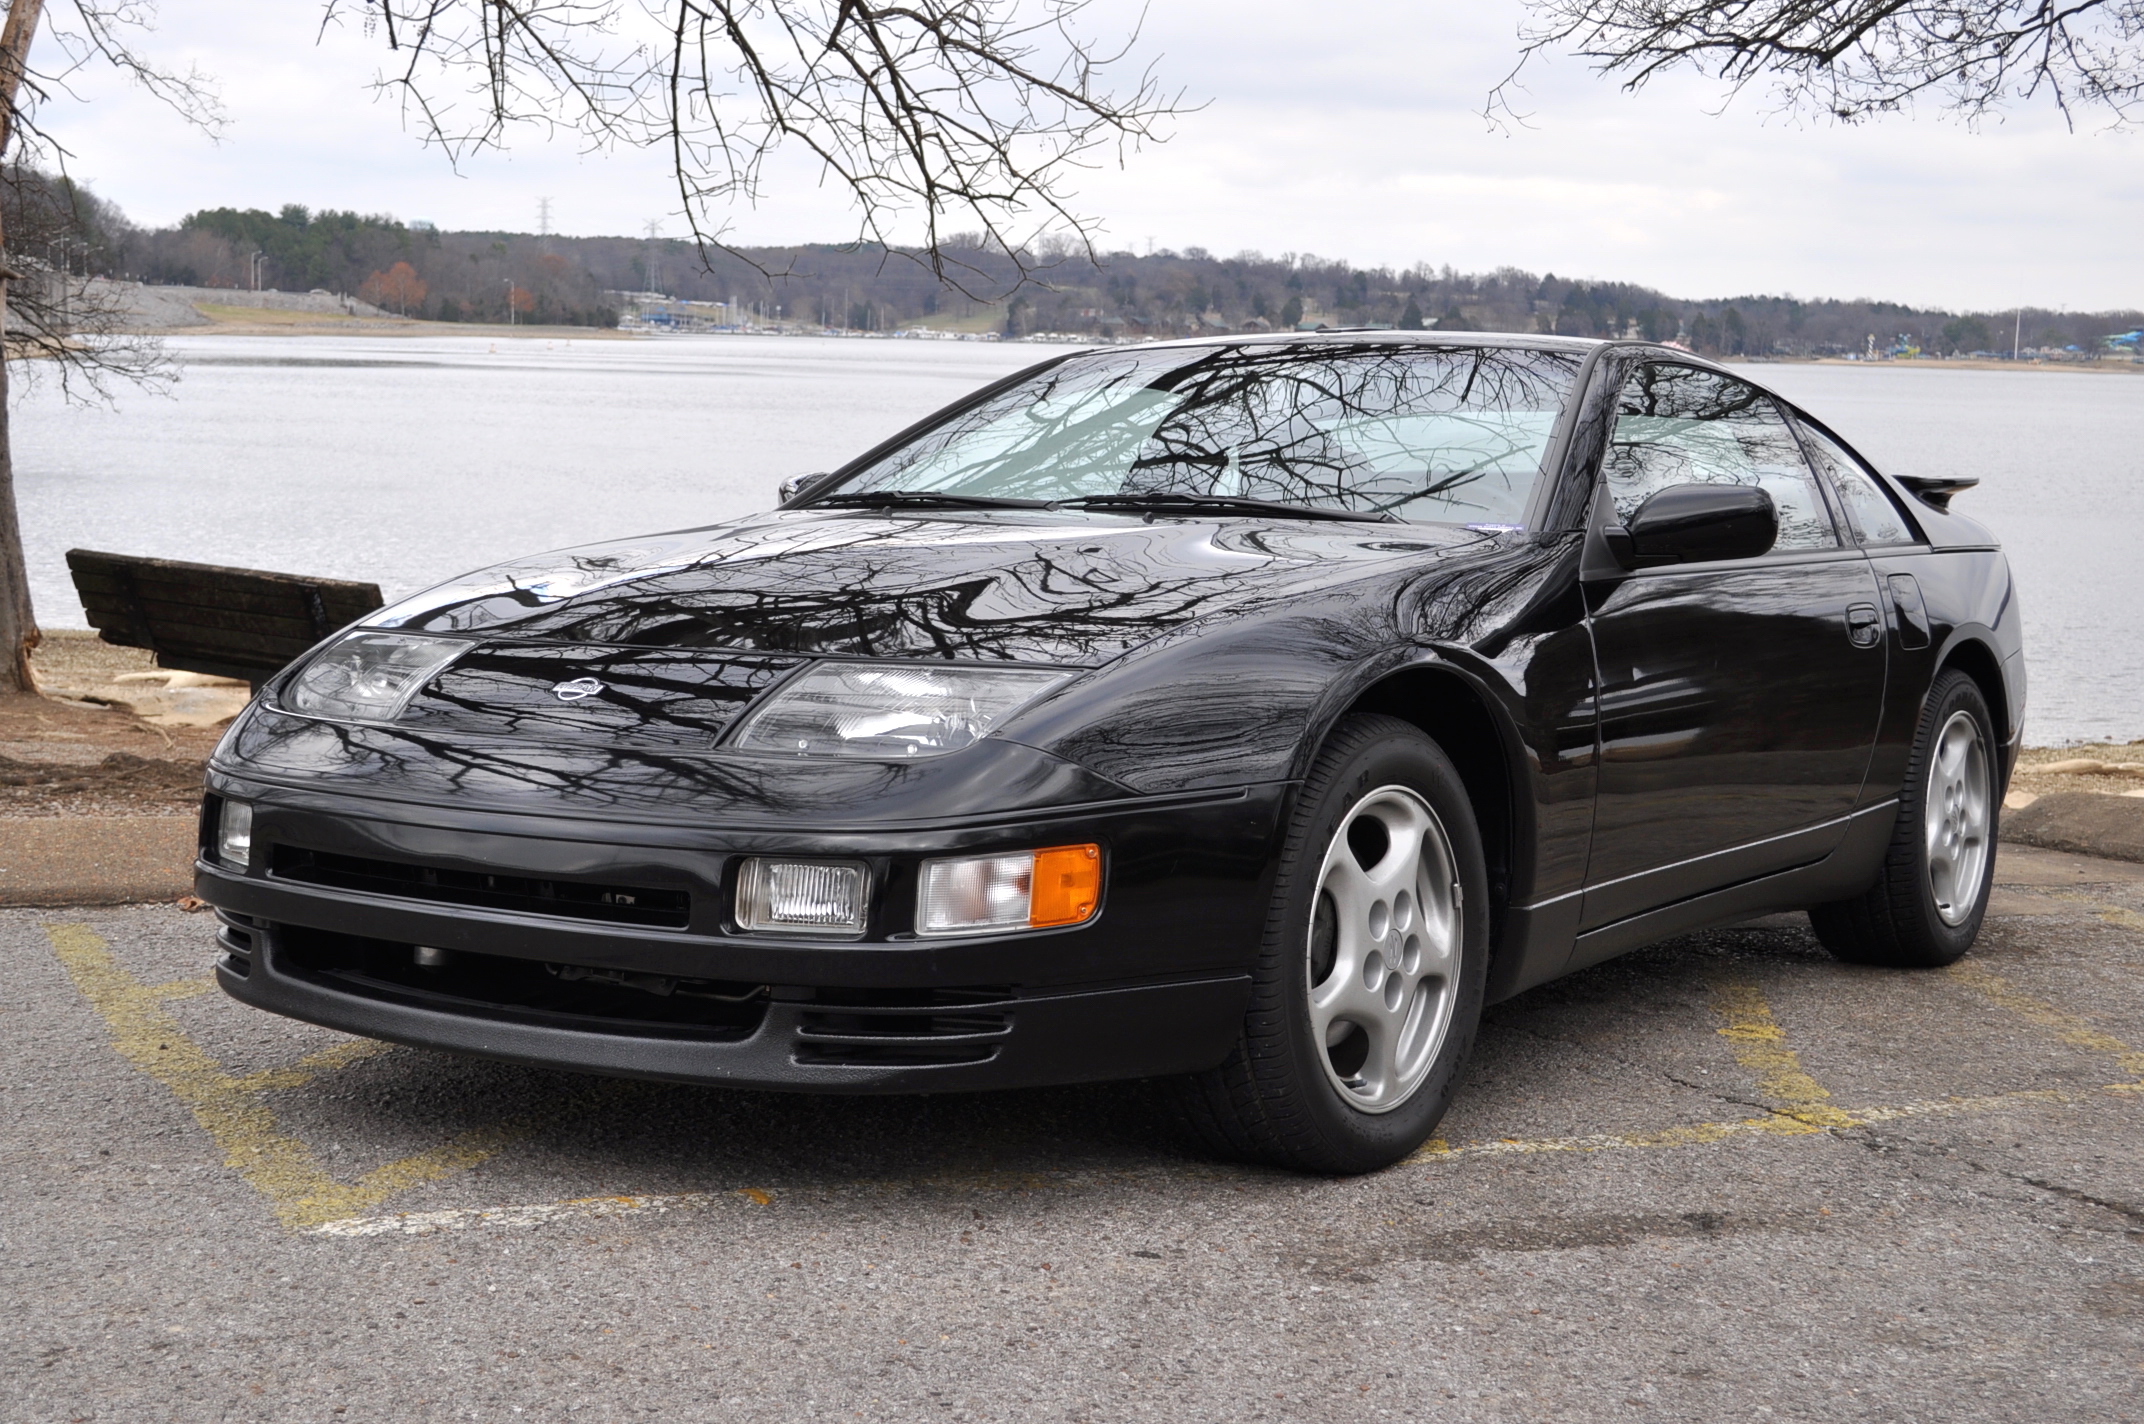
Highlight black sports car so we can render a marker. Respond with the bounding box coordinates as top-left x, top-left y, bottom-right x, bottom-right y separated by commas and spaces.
199, 333, 2022, 1172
